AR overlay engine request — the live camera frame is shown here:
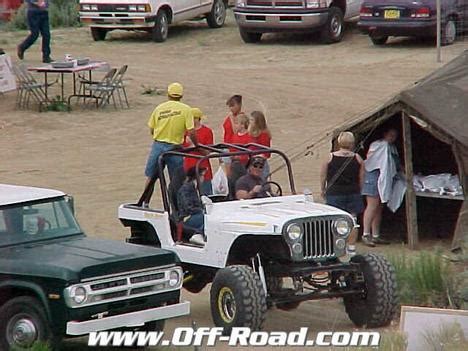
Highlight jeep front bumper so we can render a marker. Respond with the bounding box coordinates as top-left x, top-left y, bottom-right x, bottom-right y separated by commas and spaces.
66, 301, 190, 335
234, 9, 328, 31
